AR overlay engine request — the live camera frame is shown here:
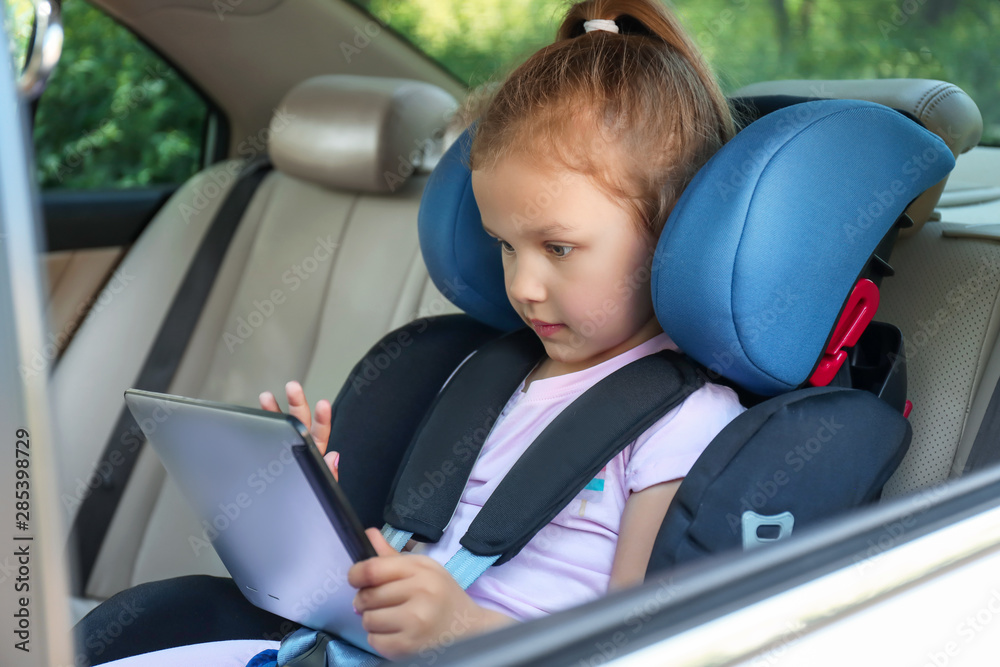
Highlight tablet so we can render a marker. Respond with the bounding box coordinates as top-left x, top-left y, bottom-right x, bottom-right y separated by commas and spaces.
124, 388, 379, 655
